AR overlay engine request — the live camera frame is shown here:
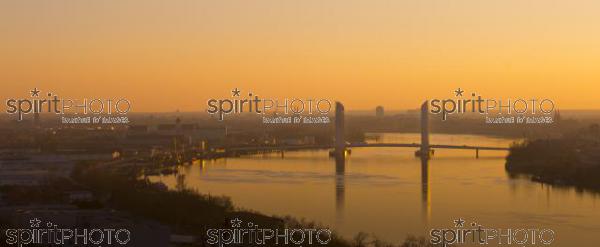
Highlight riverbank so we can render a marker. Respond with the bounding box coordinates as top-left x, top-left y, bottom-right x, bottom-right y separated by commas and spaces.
72, 162, 345, 246
505, 126, 600, 191
73, 161, 436, 247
